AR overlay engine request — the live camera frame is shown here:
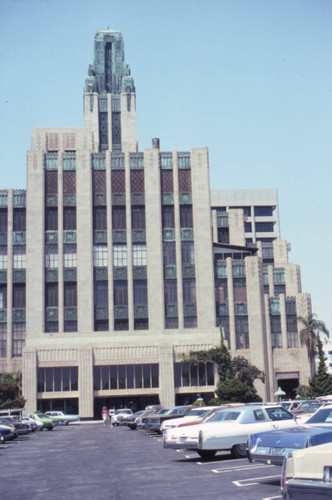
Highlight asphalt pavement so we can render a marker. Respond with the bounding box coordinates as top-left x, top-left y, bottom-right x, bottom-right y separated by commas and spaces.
1, 423, 282, 500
